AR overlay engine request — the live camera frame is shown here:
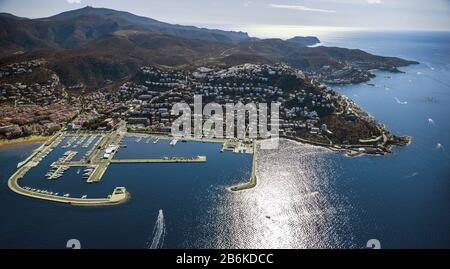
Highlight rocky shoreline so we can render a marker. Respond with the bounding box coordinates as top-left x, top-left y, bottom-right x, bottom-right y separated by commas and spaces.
282, 134, 411, 157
